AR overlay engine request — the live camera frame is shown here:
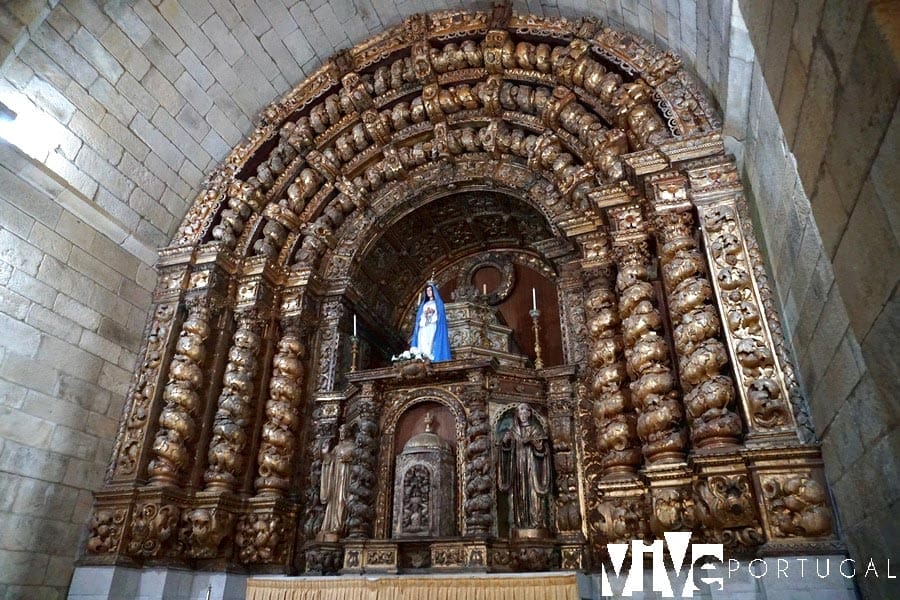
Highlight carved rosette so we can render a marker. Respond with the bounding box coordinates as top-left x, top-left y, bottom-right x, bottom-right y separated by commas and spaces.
235, 512, 290, 565
204, 312, 264, 492
255, 318, 305, 496
147, 299, 211, 487
85, 507, 129, 555
109, 303, 177, 482
609, 206, 686, 464
127, 501, 181, 559
463, 395, 494, 535
594, 489, 648, 545
180, 507, 235, 559
692, 194, 797, 441
653, 202, 742, 449
585, 273, 641, 478
760, 473, 833, 540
